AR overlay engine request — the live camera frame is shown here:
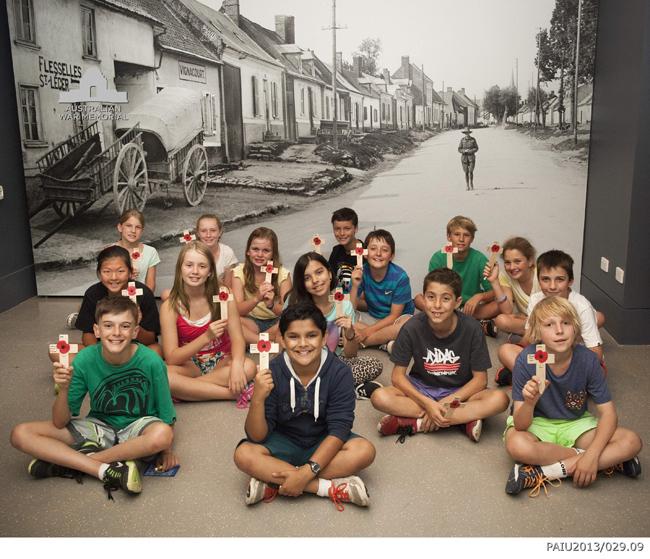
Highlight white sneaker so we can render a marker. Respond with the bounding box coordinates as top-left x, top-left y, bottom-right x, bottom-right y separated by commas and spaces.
245, 477, 278, 505
329, 475, 370, 510
66, 312, 79, 329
